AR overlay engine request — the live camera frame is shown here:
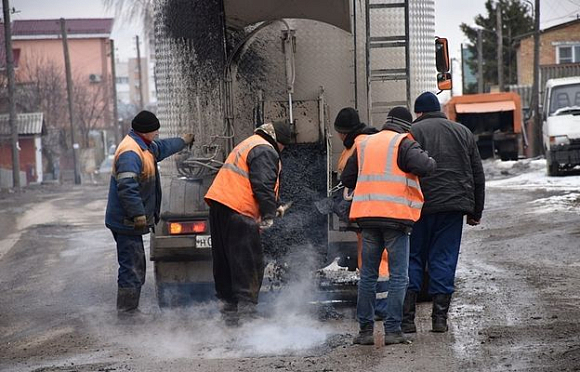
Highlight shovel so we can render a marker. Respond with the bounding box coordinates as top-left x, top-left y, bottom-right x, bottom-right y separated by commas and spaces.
314, 197, 334, 215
